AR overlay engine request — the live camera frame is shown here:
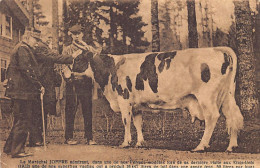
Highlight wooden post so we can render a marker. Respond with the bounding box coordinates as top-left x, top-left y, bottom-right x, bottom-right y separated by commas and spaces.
28, 0, 34, 28
52, 0, 61, 130
52, 0, 59, 51
187, 0, 198, 48
151, 0, 160, 52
